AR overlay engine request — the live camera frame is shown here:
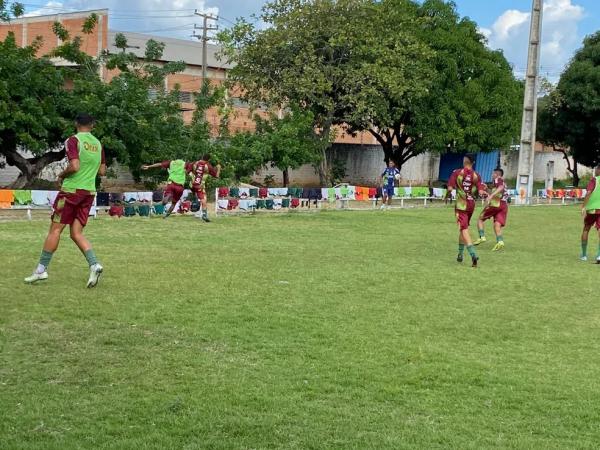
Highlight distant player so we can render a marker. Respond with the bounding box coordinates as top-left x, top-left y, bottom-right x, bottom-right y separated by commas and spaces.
474, 168, 509, 251
25, 113, 105, 287
447, 154, 487, 267
381, 160, 401, 210
141, 159, 187, 218
186, 154, 221, 222
580, 165, 600, 262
